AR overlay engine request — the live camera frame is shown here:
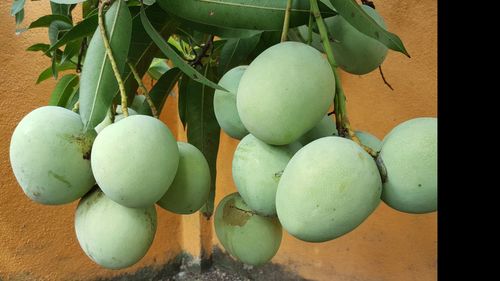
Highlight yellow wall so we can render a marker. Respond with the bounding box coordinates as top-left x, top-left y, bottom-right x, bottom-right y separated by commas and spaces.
0, 0, 437, 280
